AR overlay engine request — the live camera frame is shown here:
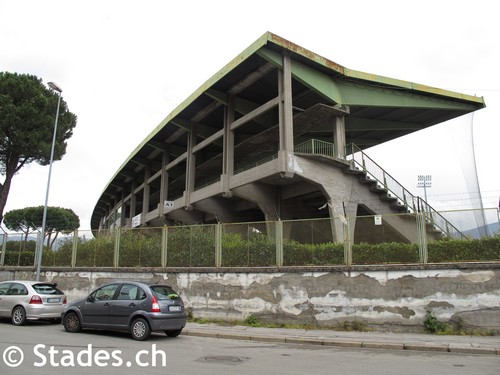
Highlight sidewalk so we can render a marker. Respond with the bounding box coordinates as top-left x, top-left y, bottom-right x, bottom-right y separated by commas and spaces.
182, 323, 500, 355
